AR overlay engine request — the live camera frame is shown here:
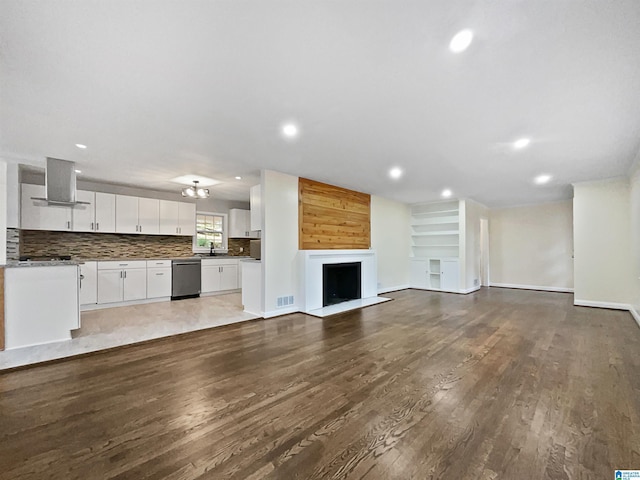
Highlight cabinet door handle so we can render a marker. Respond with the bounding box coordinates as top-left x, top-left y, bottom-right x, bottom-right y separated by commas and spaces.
91, 222, 94, 230
156, 272, 164, 276
124, 270, 127, 279
96, 222, 99, 231
67, 221, 71, 229
139, 225, 142, 232
120, 271, 123, 278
